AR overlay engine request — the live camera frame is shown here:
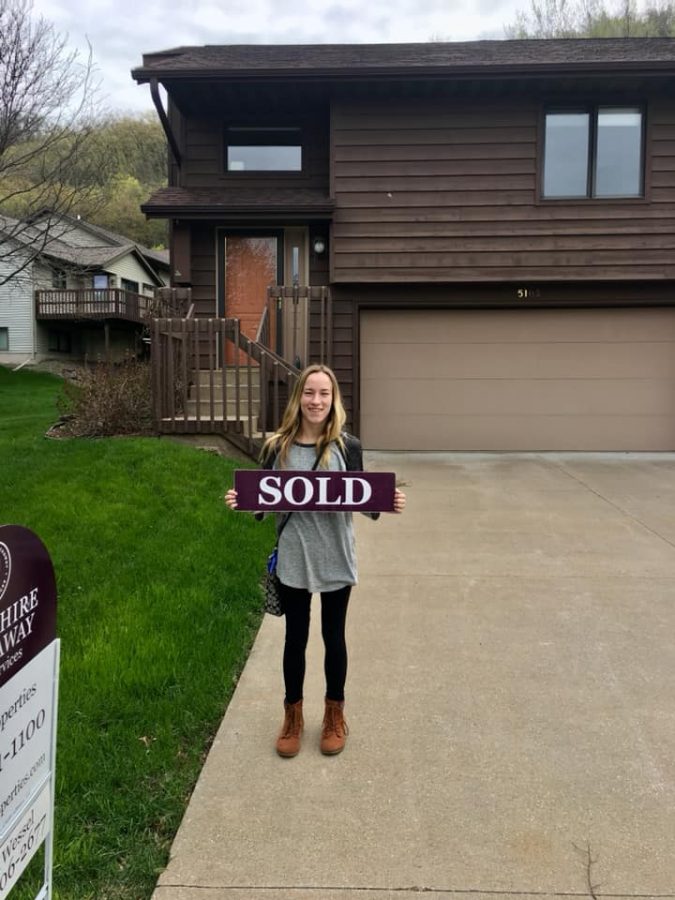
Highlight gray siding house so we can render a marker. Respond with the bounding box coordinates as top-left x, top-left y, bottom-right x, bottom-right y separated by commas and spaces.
0, 211, 169, 365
